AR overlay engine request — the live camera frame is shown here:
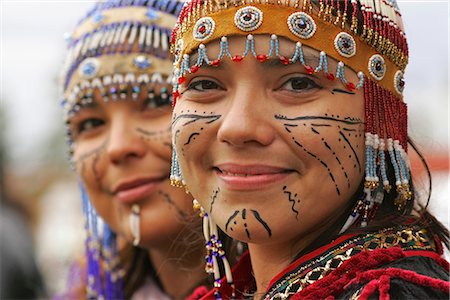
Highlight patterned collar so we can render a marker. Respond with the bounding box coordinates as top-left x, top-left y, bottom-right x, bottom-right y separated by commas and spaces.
194, 224, 439, 299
